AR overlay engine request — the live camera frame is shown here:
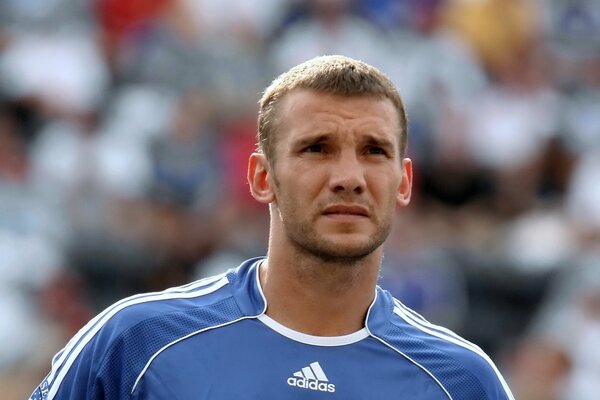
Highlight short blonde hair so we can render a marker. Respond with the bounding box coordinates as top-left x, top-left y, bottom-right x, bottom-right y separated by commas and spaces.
258, 55, 408, 163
